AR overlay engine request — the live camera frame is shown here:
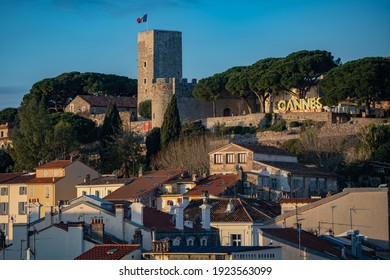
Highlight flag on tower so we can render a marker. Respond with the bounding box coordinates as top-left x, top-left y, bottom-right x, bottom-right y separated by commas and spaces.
137, 14, 147, 24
